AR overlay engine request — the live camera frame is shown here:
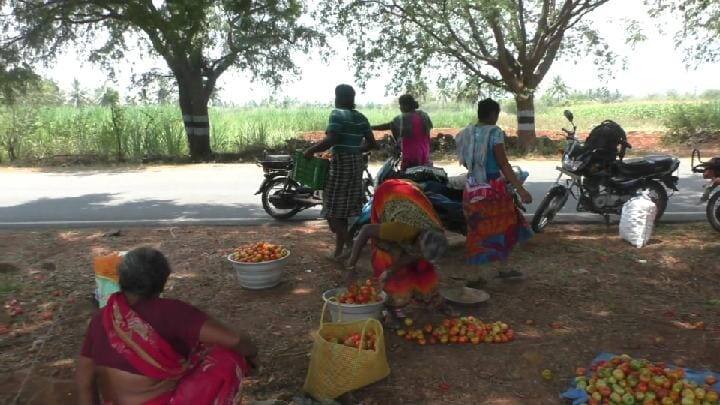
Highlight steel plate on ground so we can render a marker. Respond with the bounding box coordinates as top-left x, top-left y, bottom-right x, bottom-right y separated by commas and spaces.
439, 287, 490, 305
